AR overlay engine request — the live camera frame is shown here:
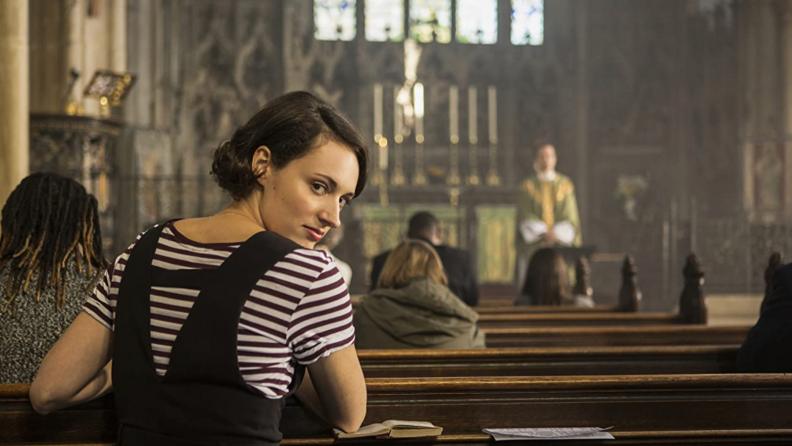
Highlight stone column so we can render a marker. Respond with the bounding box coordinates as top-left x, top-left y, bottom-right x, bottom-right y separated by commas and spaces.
0, 0, 29, 210
66, 0, 86, 114
111, 0, 127, 72
784, 1, 792, 218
